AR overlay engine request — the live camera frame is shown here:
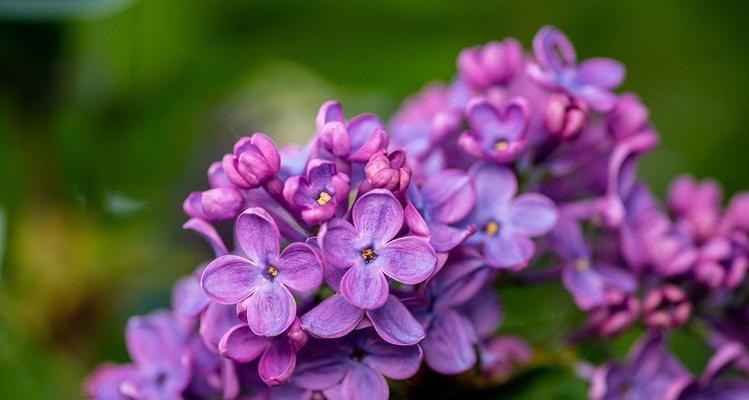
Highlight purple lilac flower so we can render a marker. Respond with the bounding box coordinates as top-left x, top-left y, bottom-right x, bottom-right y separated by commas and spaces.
693, 233, 748, 290
406, 253, 492, 374
668, 175, 723, 241
458, 97, 530, 163
479, 336, 532, 379
544, 93, 588, 141
551, 214, 636, 310
201, 208, 322, 336
316, 189, 436, 310
642, 284, 692, 329
183, 187, 244, 222
528, 26, 625, 112
466, 163, 558, 269
86, 311, 191, 400
302, 190, 435, 345
219, 318, 308, 385
405, 168, 476, 253
291, 329, 422, 400
457, 38, 524, 90
283, 158, 350, 225
222, 133, 281, 189
676, 343, 749, 400
590, 332, 692, 400
585, 290, 640, 337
